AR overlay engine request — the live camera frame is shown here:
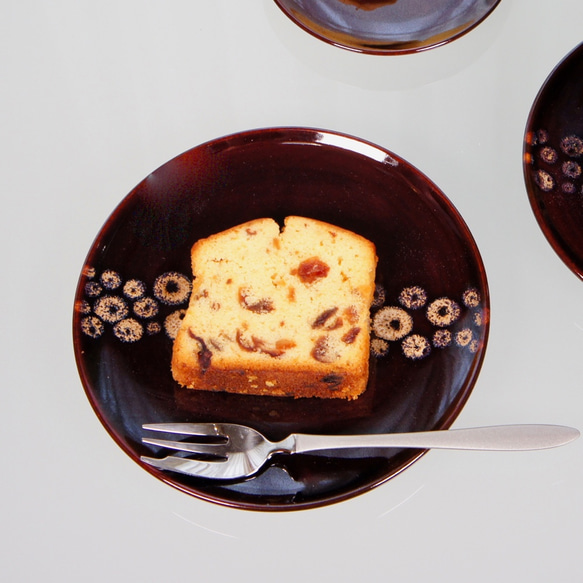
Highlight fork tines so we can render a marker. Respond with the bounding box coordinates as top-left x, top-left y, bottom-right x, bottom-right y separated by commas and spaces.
141, 423, 228, 459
